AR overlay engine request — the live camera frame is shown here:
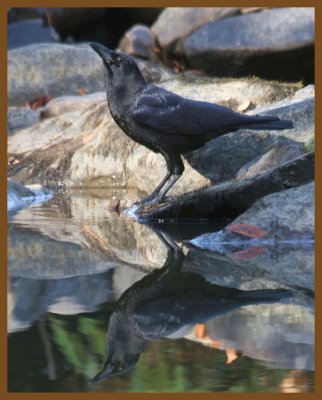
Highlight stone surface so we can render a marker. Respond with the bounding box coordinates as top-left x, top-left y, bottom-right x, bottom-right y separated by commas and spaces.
8, 44, 104, 106
8, 43, 173, 107
229, 182, 314, 235
151, 8, 241, 52
190, 183, 314, 290
236, 143, 305, 179
8, 107, 41, 134
119, 24, 154, 59
180, 8, 314, 82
